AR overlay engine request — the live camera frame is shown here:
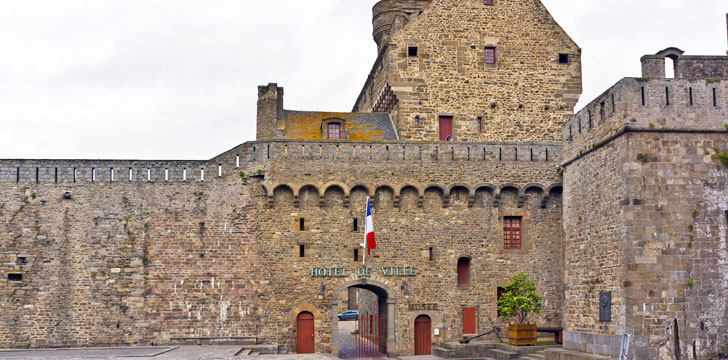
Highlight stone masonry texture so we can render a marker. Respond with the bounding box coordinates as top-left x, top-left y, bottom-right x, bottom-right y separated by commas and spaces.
2, 1, 728, 359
